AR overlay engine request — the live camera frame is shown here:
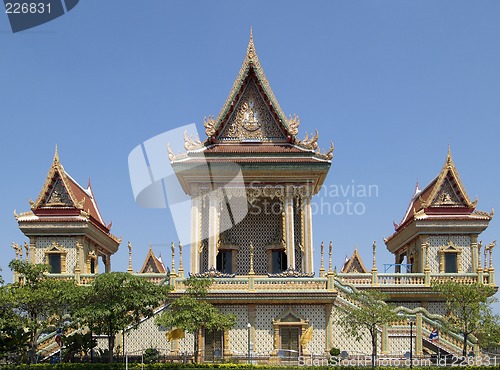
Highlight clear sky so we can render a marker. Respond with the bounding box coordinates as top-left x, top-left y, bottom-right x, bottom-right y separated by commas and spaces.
1, 1, 499, 310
